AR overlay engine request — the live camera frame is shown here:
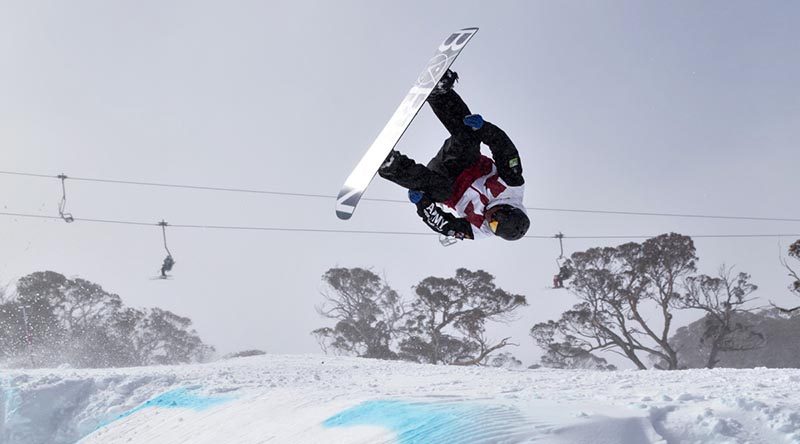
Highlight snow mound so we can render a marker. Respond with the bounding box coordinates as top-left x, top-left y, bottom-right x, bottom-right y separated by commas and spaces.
2, 355, 800, 443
